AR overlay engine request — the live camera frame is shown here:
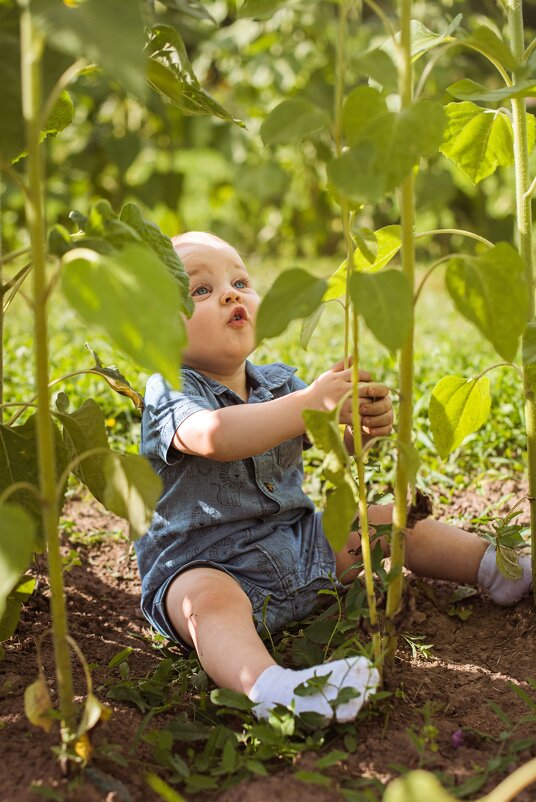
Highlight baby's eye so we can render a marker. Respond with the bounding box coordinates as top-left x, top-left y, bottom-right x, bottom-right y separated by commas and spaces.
233, 278, 249, 289
192, 285, 210, 297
